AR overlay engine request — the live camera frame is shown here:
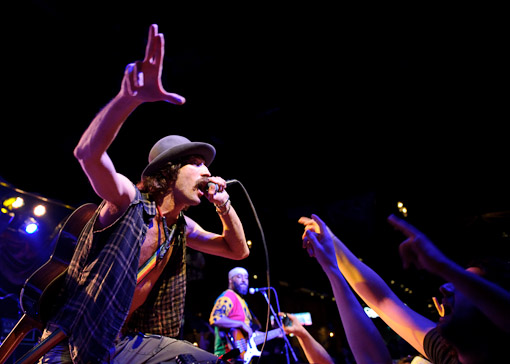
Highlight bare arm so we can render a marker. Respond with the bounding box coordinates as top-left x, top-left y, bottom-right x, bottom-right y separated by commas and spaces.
280, 314, 334, 364
212, 316, 253, 338
388, 214, 510, 333
185, 202, 249, 260
184, 176, 248, 259
300, 215, 435, 357
301, 215, 393, 364
73, 25, 185, 218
